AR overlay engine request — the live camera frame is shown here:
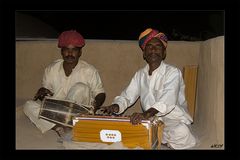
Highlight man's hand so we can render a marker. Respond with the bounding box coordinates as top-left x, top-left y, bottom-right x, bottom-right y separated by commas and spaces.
33, 87, 54, 101
130, 113, 145, 125
130, 108, 159, 125
92, 93, 106, 114
99, 104, 119, 115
